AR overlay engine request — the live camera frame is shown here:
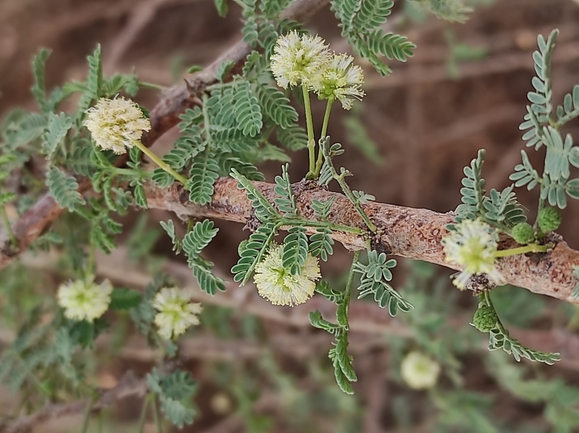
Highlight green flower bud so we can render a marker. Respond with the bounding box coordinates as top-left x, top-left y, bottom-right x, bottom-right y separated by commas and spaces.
511, 222, 535, 244
538, 207, 562, 233
472, 305, 498, 332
